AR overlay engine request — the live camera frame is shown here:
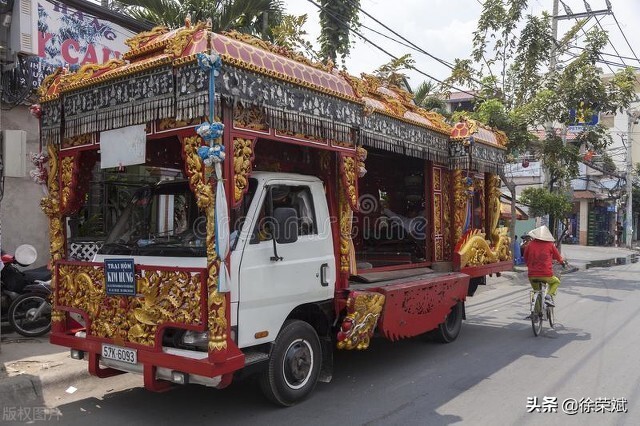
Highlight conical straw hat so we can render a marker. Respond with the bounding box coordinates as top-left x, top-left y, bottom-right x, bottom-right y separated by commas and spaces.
528, 225, 555, 242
